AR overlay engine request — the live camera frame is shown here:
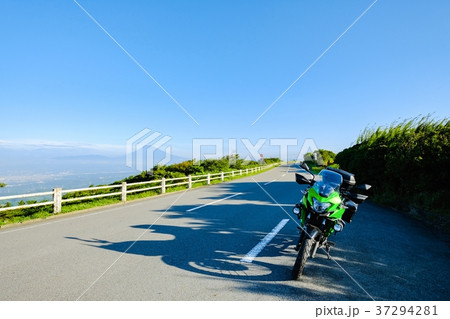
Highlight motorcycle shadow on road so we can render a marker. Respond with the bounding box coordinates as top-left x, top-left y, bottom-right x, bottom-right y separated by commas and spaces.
65, 180, 374, 300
